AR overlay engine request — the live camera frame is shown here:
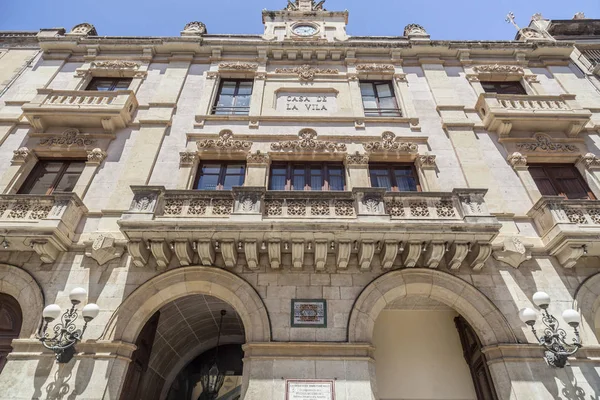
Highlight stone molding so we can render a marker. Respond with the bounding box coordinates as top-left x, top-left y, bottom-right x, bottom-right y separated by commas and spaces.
516, 133, 577, 153
8, 339, 137, 361
86, 148, 107, 164
243, 342, 375, 359
196, 130, 252, 152
363, 131, 418, 153
101, 266, 271, 343
348, 269, 517, 345
355, 64, 395, 73
577, 153, 600, 170
274, 64, 339, 81
0, 264, 44, 338
270, 129, 346, 152
507, 152, 528, 170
